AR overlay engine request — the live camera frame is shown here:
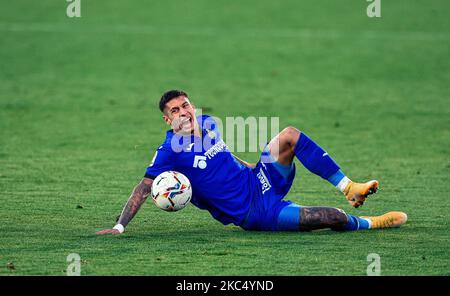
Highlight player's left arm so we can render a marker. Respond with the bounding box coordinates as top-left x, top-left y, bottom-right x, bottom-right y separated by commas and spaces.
232, 154, 256, 168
